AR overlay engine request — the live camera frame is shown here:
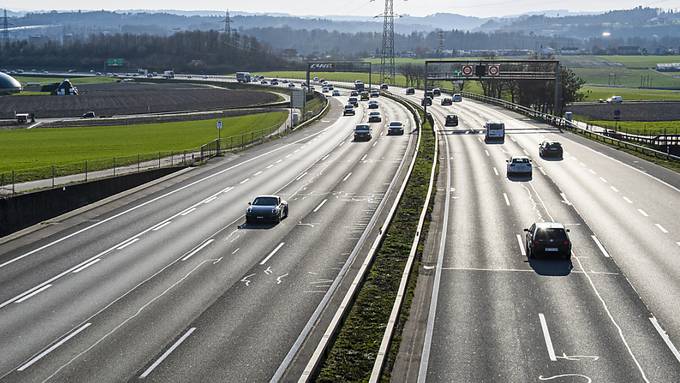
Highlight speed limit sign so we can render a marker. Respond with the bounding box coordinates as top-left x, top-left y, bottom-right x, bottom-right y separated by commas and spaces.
461, 65, 473, 77
488, 65, 500, 76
